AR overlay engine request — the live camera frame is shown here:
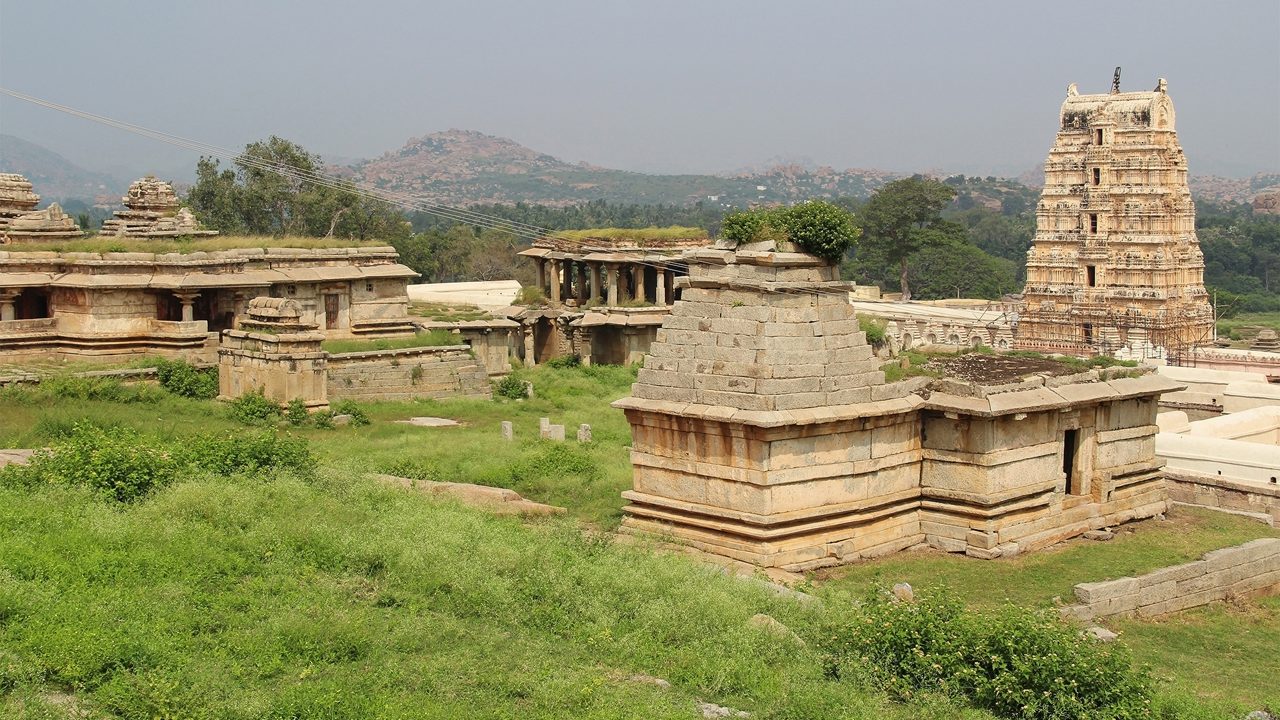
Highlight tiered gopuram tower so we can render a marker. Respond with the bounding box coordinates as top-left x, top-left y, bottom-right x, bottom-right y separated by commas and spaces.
1017, 76, 1213, 360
